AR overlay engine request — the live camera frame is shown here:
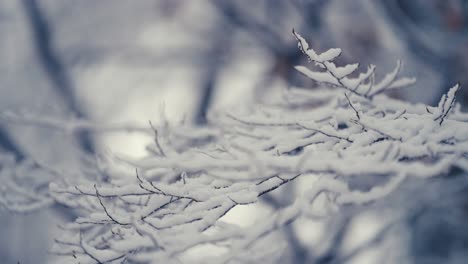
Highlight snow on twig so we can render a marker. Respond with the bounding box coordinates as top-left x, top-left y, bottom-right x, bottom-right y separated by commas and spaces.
2, 31, 468, 263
